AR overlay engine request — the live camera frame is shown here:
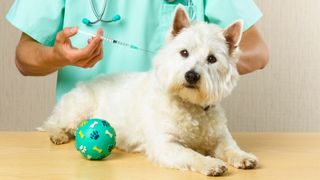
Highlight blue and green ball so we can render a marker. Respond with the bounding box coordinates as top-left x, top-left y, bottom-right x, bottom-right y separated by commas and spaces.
74, 118, 116, 160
